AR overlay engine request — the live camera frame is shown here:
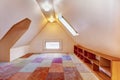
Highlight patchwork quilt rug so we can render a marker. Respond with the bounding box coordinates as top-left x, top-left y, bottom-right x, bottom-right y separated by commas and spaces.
0, 53, 98, 80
